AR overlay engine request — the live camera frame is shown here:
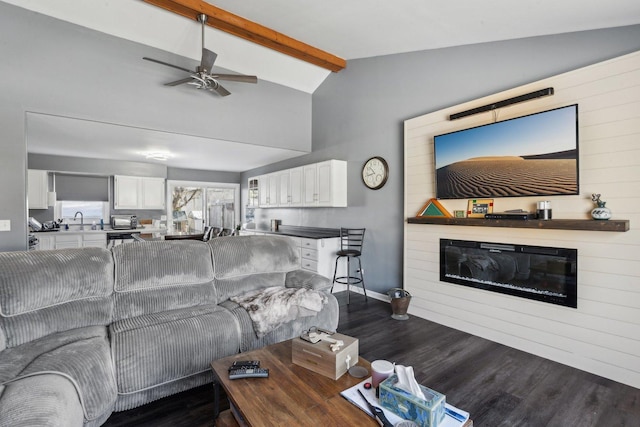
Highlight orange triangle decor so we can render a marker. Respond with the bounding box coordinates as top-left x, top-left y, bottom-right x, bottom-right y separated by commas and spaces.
416, 198, 452, 218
